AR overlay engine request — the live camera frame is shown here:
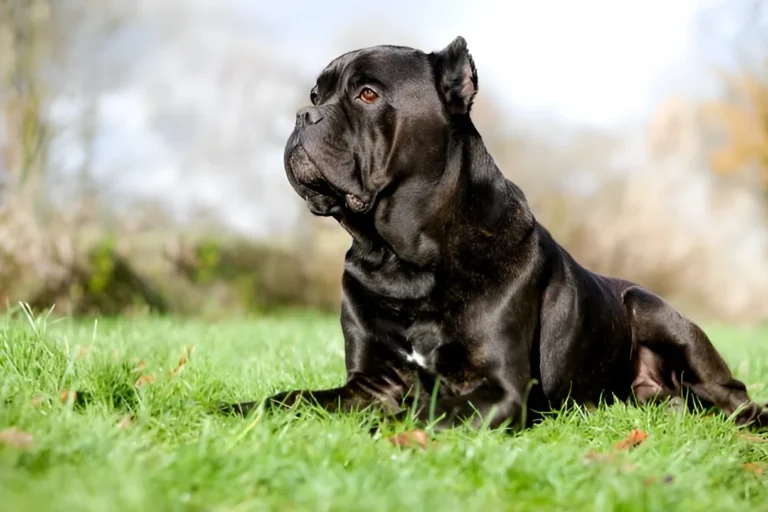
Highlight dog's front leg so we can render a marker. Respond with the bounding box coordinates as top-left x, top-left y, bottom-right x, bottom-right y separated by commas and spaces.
221, 372, 407, 417
415, 381, 526, 431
